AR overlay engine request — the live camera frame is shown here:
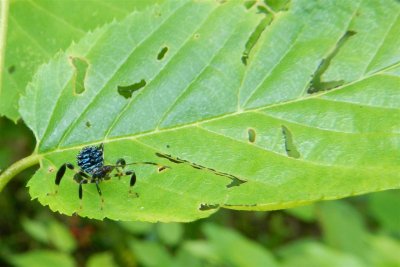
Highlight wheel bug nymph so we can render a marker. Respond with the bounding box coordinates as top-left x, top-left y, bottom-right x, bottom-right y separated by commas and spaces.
48, 143, 166, 210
